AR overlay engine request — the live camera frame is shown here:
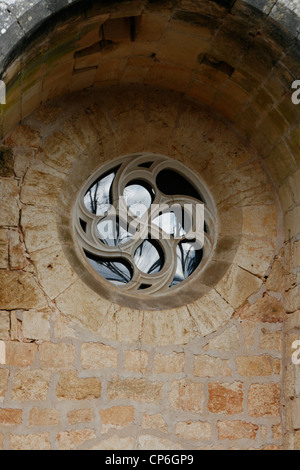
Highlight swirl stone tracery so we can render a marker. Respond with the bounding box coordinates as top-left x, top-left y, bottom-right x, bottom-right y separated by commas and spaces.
74, 153, 216, 296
